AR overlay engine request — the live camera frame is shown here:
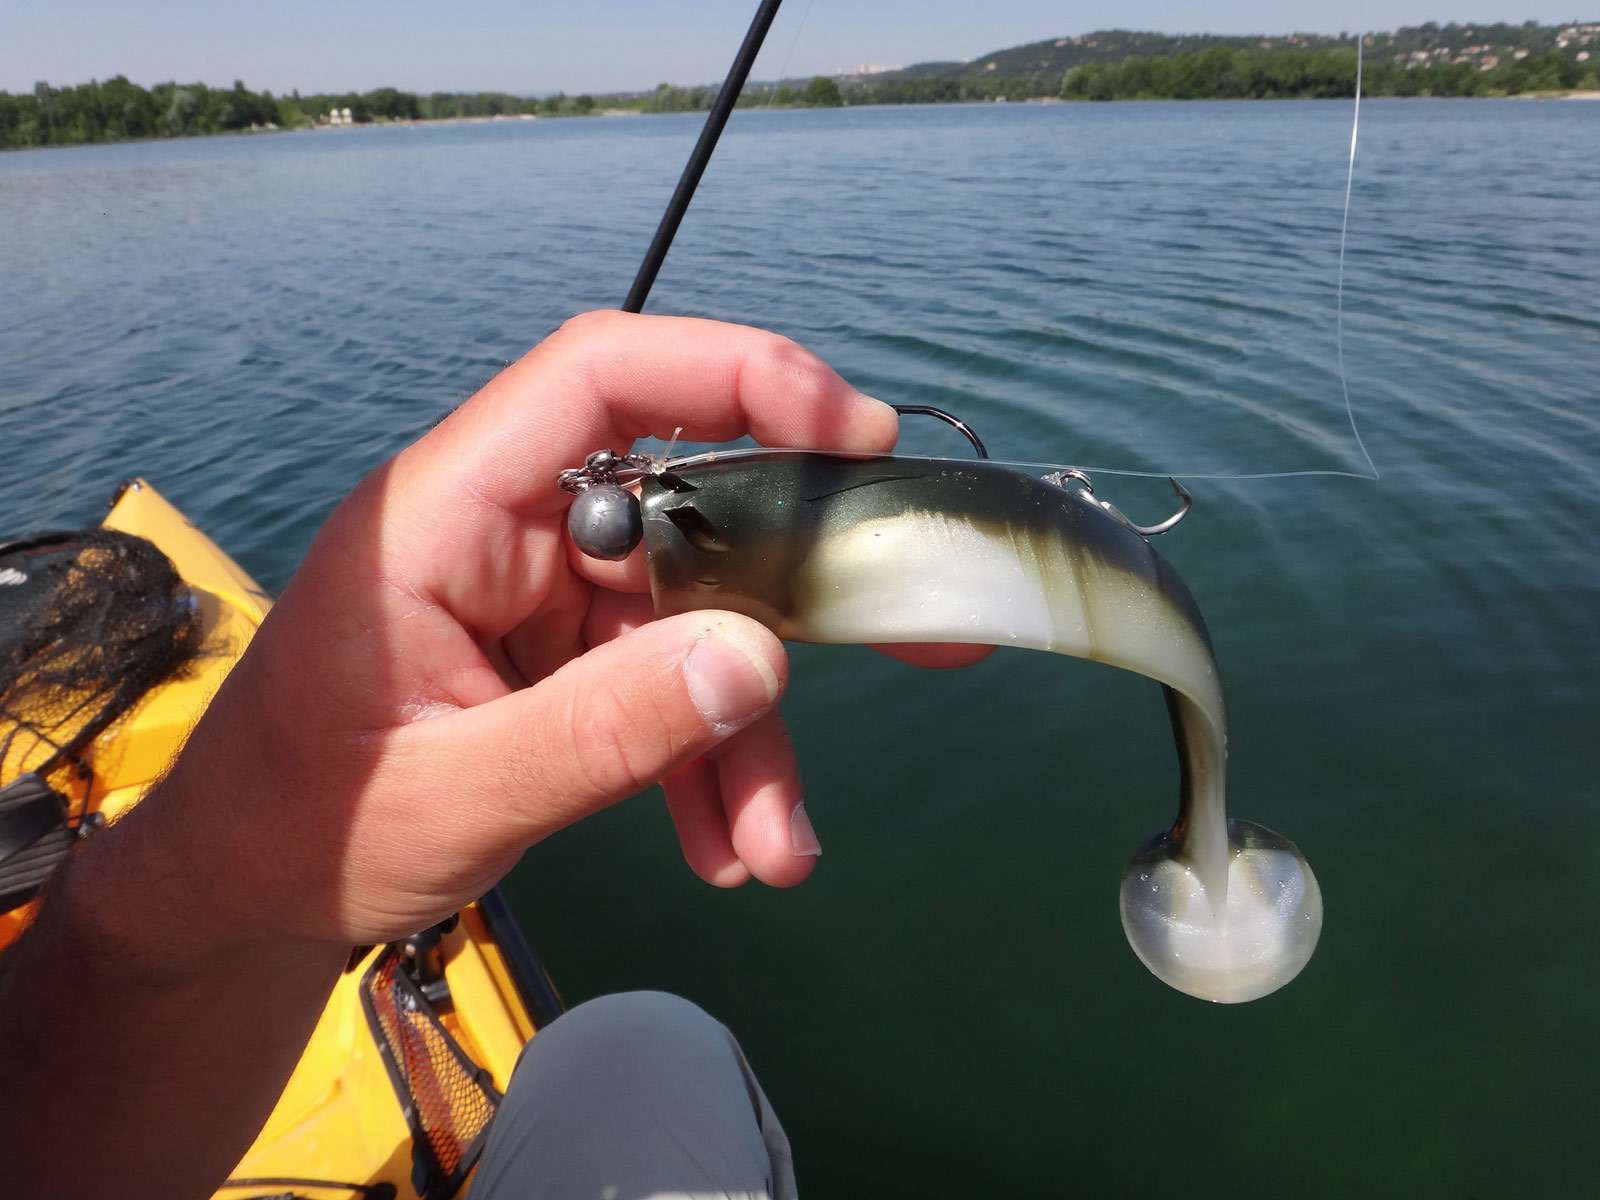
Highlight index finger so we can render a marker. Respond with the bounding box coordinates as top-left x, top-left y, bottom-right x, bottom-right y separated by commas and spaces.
394, 310, 898, 526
